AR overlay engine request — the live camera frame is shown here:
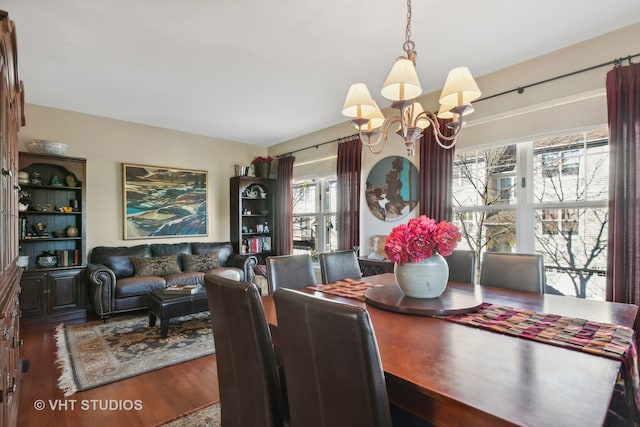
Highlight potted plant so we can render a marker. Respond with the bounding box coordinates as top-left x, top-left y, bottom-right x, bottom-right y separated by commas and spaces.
252, 156, 273, 178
